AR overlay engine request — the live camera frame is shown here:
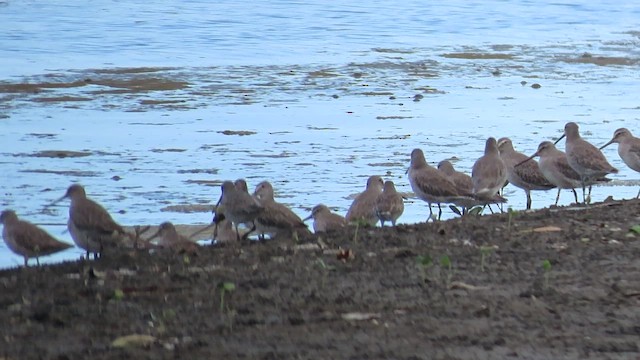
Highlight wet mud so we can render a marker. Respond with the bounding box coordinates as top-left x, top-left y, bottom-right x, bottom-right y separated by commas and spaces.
2, 199, 640, 359
2, 44, 637, 114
